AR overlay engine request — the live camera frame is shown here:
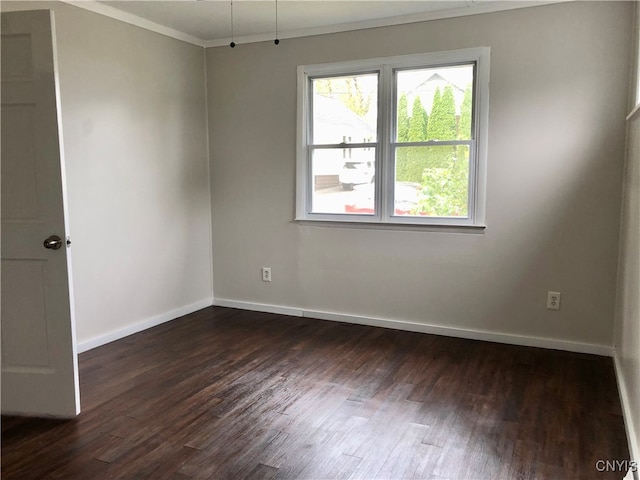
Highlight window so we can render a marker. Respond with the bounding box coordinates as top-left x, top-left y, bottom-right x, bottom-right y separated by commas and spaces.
296, 48, 489, 227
